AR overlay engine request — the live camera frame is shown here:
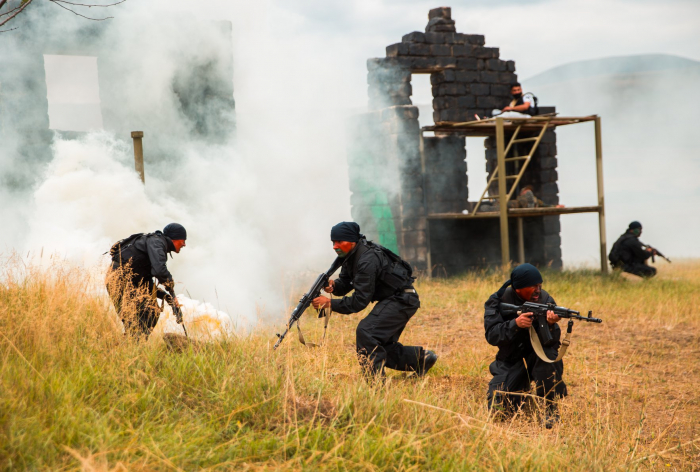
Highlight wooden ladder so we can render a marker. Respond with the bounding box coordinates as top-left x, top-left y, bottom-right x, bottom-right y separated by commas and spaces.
472, 121, 550, 214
